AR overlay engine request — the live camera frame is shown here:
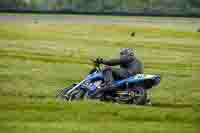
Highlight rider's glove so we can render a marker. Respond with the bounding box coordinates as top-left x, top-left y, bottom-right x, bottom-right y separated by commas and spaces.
95, 57, 103, 64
